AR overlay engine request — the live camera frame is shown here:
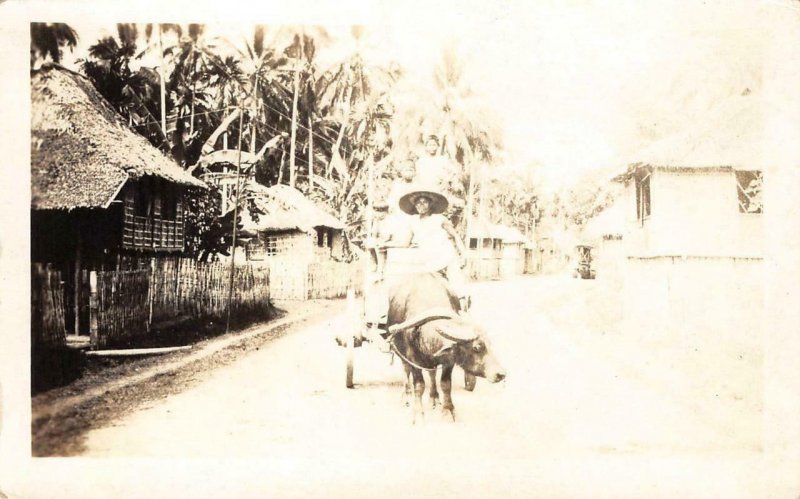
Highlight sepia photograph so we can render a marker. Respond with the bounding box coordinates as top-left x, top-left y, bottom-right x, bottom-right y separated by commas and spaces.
2, 0, 800, 497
